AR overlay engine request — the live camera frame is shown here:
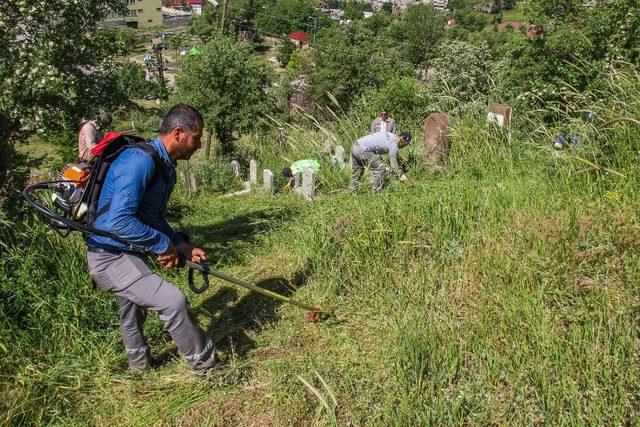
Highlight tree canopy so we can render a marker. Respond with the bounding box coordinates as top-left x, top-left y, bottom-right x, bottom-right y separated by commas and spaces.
175, 35, 274, 154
